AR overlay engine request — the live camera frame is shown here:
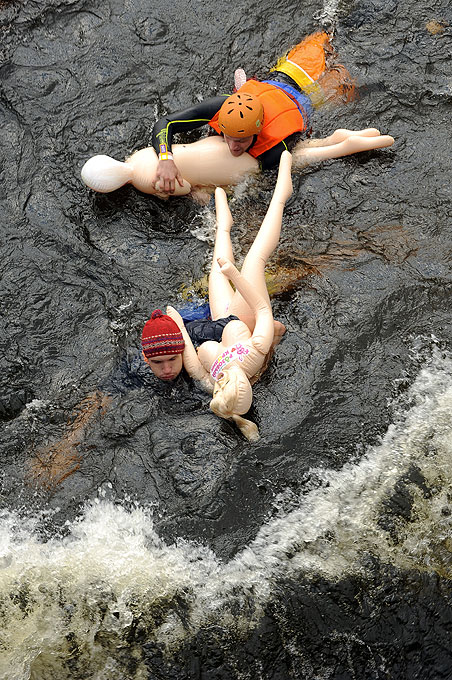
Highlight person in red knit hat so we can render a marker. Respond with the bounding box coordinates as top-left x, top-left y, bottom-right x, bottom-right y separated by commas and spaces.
141, 310, 185, 381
